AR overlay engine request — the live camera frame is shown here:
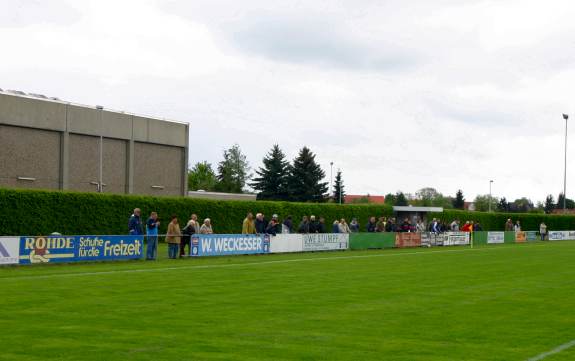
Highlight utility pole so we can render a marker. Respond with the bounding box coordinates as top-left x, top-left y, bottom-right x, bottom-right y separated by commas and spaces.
563, 114, 569, 214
